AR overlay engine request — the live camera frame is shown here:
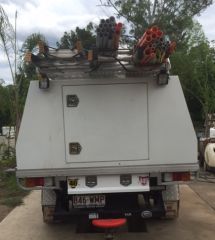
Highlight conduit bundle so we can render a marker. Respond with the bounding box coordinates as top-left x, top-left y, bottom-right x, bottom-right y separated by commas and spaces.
96, 17, 122, 51
133, 26, 176, 66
